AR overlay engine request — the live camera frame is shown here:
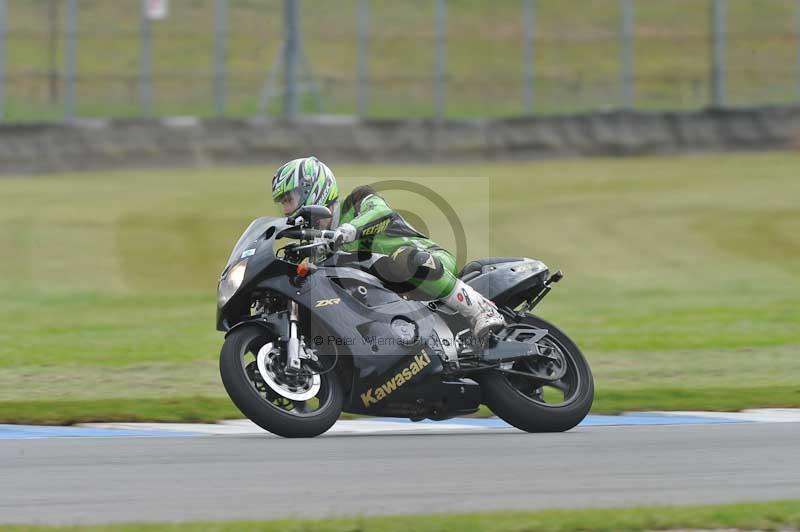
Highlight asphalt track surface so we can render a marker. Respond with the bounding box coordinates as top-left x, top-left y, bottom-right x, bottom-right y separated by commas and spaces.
2, 422, 800, 525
